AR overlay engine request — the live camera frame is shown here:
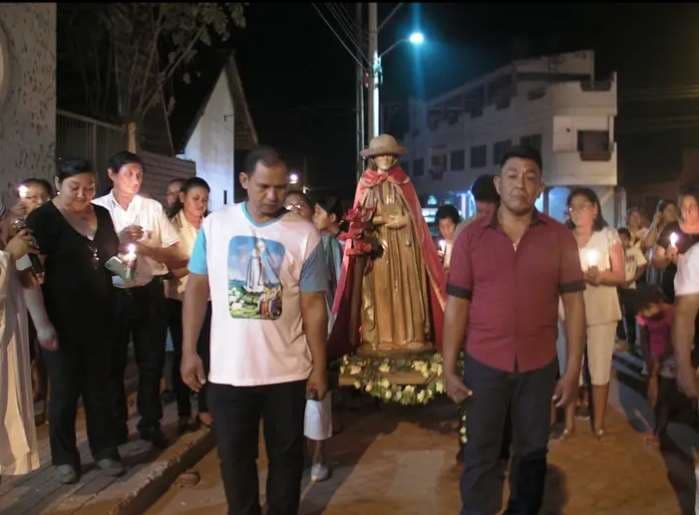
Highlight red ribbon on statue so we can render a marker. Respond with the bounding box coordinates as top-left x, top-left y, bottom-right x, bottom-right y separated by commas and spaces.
337, 206, 376, 256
